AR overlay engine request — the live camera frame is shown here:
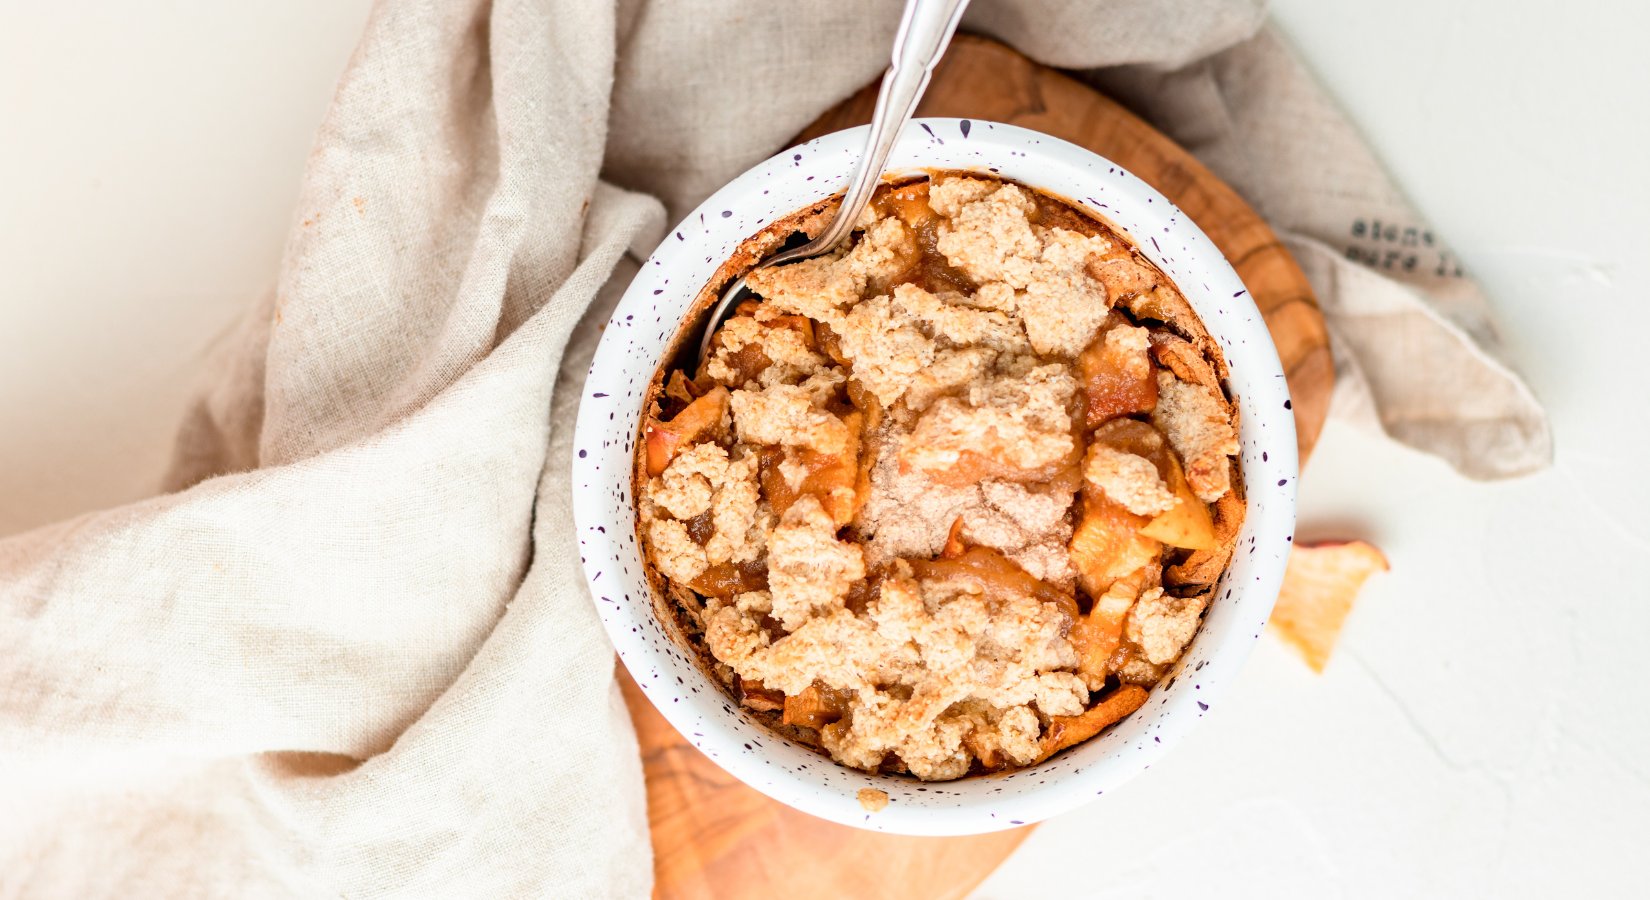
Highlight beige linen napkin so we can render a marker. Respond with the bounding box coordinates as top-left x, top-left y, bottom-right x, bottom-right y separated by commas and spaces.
0, 1, 1549, 897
